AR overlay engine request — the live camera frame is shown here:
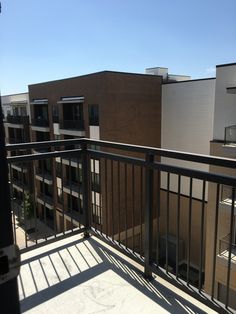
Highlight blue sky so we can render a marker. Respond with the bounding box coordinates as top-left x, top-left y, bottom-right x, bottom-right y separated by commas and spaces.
1, 0, 236, 94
